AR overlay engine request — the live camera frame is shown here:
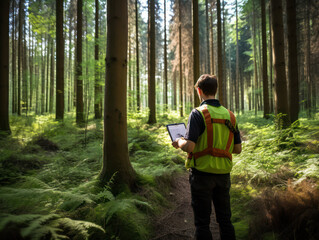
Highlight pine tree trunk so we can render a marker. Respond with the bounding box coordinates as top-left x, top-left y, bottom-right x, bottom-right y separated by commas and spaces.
252, 1, 258, 116
18, 0, 23, 115
29, 24, 33, 111
205, 0, 210, 74
41, 34, 45, 114
0, 0, 11, 134
12, 0, 16, 114
179, 0, 183, 117
68, 8, 72, 112
46, 35, 50, 113
217, 0, 223, 105
173, 70, 177, 110
235, 0, 240, 113
56, 0, 64, 120
23, 1, 28, 114
193, 0, 200, 107
76, 0, 84, 123
136, 0, 140, 112
269, 2, 274, 113
163, 0, 168, 111
100, 0, 136, 189
147, 0, 156, 124
210, 4, 215, 75
261, 0, 270, 118
305, 0, 311, 118
50, 38, 54, 113
94, 0, 101, 118
222, 0, 227, 107
271, 0, 290, 127
286, 0, 298, 122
